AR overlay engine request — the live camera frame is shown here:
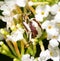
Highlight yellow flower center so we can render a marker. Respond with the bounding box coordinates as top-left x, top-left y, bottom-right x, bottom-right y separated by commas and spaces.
52, 36, 57, 39
48, 25, 52, 29
50, 52, 53, 56
41, 11, 45, 15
